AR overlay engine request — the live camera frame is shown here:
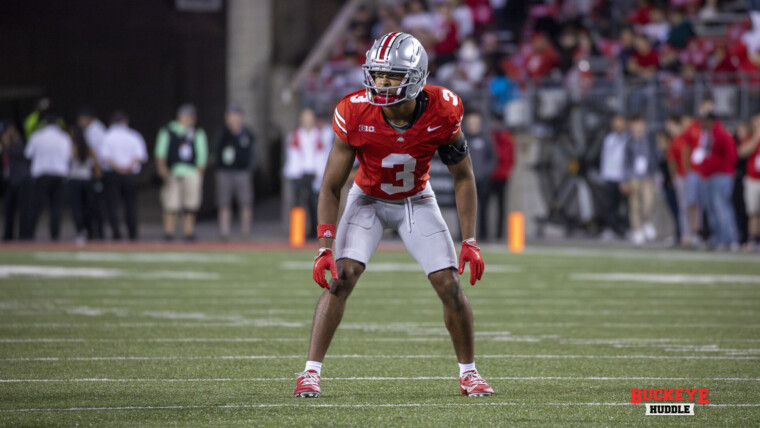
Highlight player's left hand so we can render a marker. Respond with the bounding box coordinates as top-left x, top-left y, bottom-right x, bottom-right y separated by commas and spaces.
458, 239, 484, 286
